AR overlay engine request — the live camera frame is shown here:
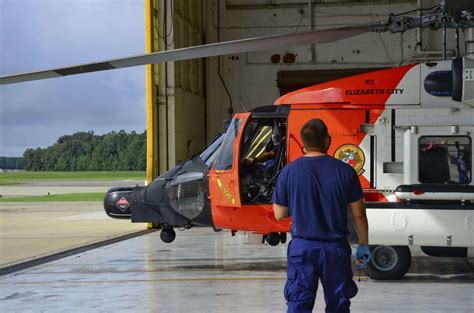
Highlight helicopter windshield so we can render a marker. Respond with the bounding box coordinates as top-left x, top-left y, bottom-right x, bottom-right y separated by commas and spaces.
162, 133, 225, 223
199, 133, 225, 166
213, 118, 242, 170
